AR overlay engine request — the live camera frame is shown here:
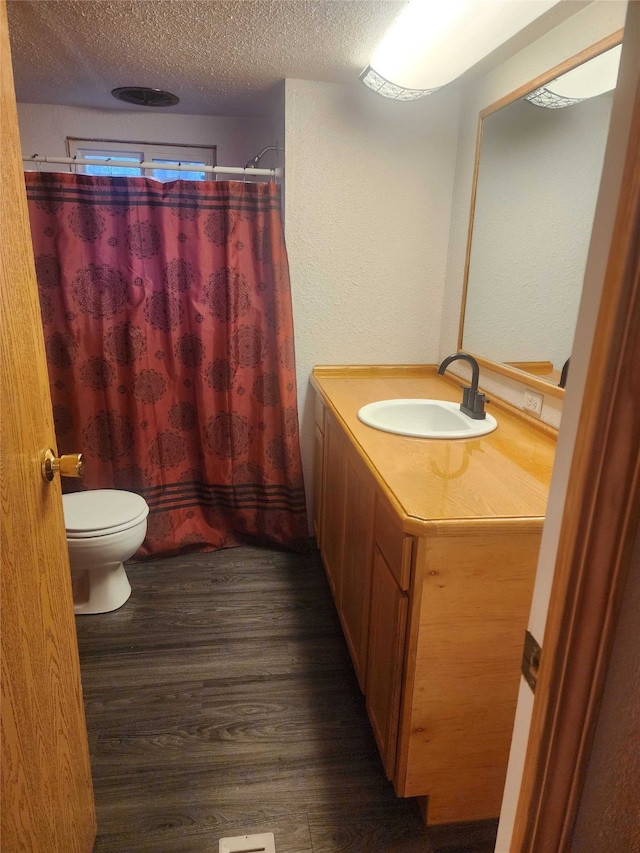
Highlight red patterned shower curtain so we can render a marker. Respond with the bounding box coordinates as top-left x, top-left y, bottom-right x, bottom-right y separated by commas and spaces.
25, 172, 308, 557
